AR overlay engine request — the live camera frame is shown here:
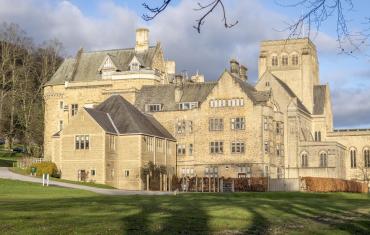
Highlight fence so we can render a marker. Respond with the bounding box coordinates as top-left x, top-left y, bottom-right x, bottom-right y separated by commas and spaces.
16, 157, 45, 169
268, 178, 300, 192
174, 177, 268, 192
